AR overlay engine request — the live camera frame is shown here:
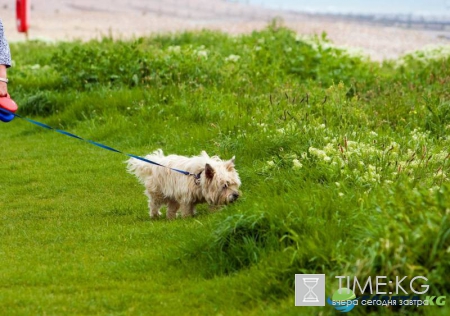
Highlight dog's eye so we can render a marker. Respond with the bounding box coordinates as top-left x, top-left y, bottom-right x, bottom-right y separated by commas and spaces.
222, 183, 228, 189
